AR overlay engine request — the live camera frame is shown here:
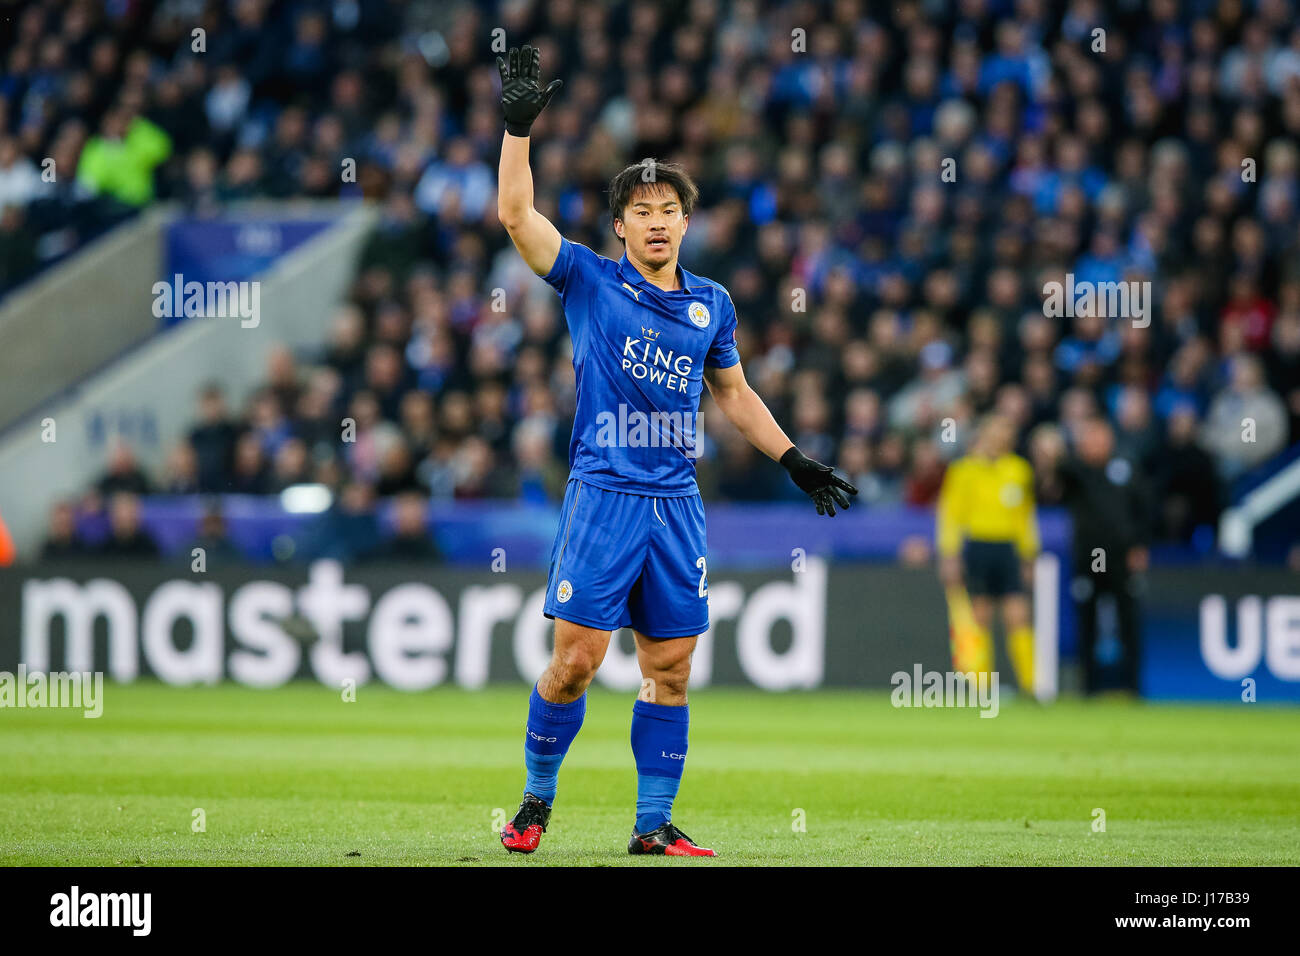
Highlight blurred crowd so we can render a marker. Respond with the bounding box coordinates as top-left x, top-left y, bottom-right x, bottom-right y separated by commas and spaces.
10, 0, 1300, 561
